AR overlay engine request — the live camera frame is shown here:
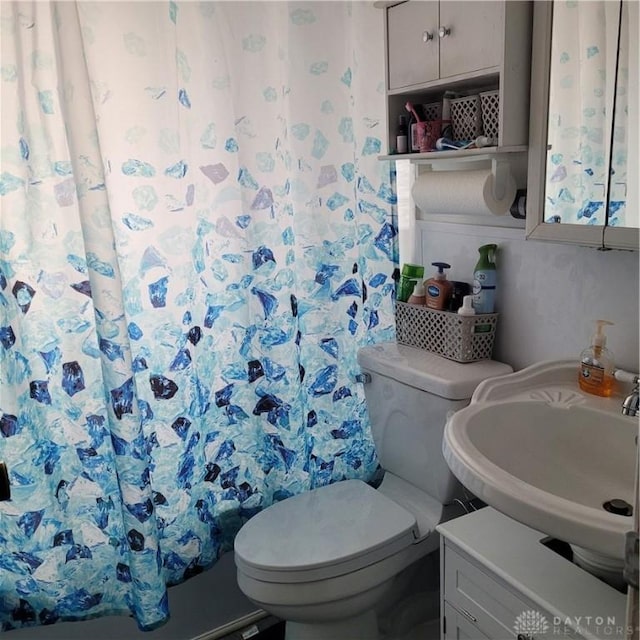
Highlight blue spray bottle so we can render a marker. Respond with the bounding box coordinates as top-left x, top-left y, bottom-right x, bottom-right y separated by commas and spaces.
472, 244, 497, 313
